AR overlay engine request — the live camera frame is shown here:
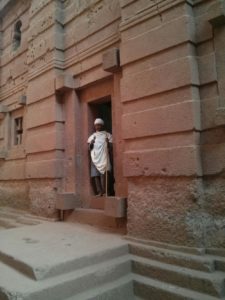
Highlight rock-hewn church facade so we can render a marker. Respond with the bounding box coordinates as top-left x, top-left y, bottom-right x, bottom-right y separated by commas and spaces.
0, 0, 225, 248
